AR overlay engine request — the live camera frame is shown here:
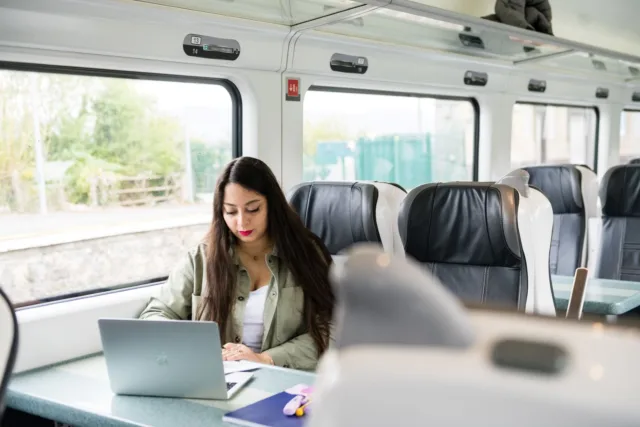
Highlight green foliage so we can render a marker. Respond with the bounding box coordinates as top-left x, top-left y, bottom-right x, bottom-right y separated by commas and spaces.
0, 72, 36, 176
87, 79, 183, 176
190, 140, 230, 194
0, 72, 187, 206
63, 154, 122, 204
47, 94, 92, 162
